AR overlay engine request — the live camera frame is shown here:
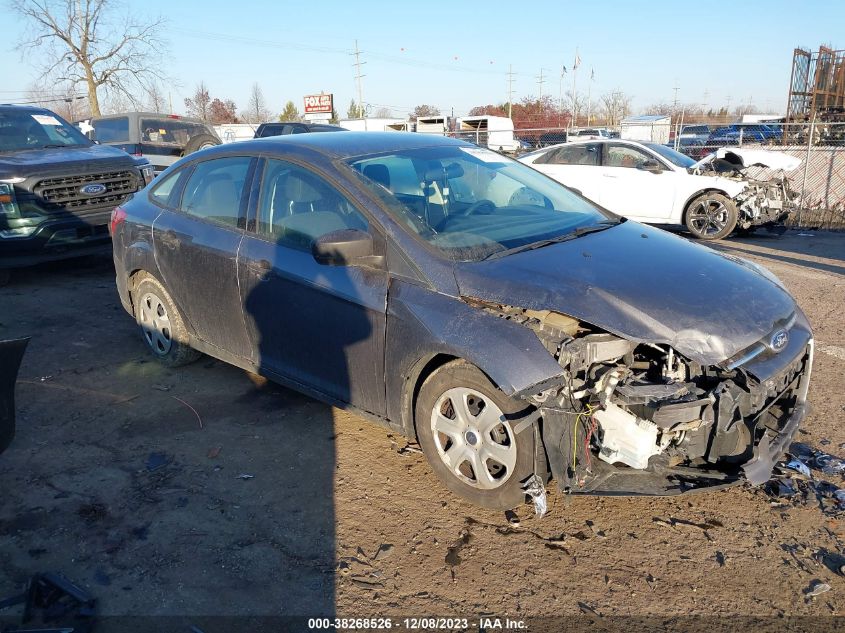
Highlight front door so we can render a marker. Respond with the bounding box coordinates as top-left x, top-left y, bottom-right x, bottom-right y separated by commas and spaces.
599, 144, 677, 221
152, 155, 255, 360
530, 142, 604, 204
238, 158, 388, 415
